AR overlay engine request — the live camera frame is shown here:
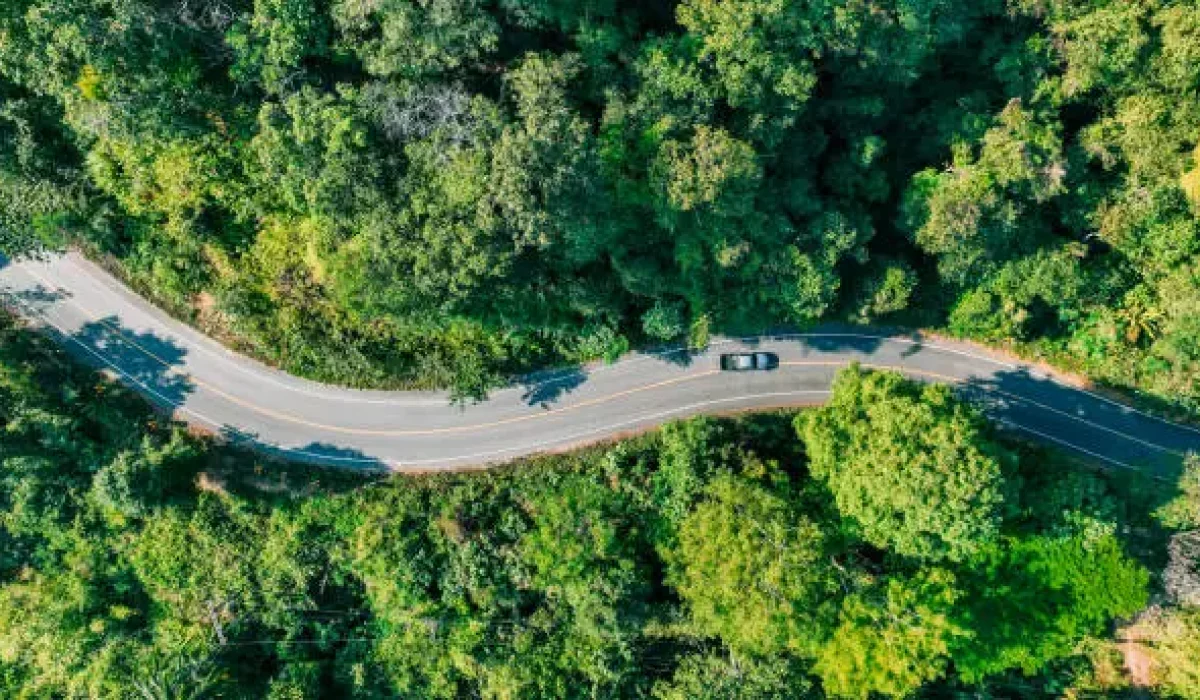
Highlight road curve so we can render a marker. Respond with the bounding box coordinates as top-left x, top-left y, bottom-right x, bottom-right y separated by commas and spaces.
1, 252, 1197, 476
